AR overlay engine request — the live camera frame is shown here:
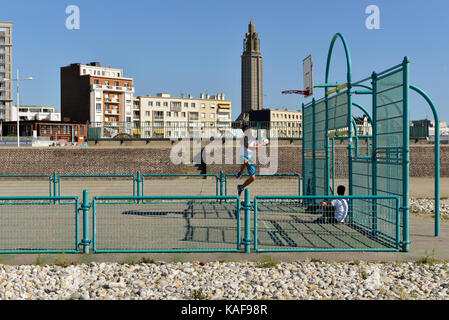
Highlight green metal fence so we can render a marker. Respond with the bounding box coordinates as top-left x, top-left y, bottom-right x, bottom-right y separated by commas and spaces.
253, 195, 400, 252
141, 174, 220, 198
0, 174, 54, 198
0, 196, 80, 254
92, 195, 242, 253
224, 173, 301, 199
57, 174, 136, 200
0, 187, 404, 253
